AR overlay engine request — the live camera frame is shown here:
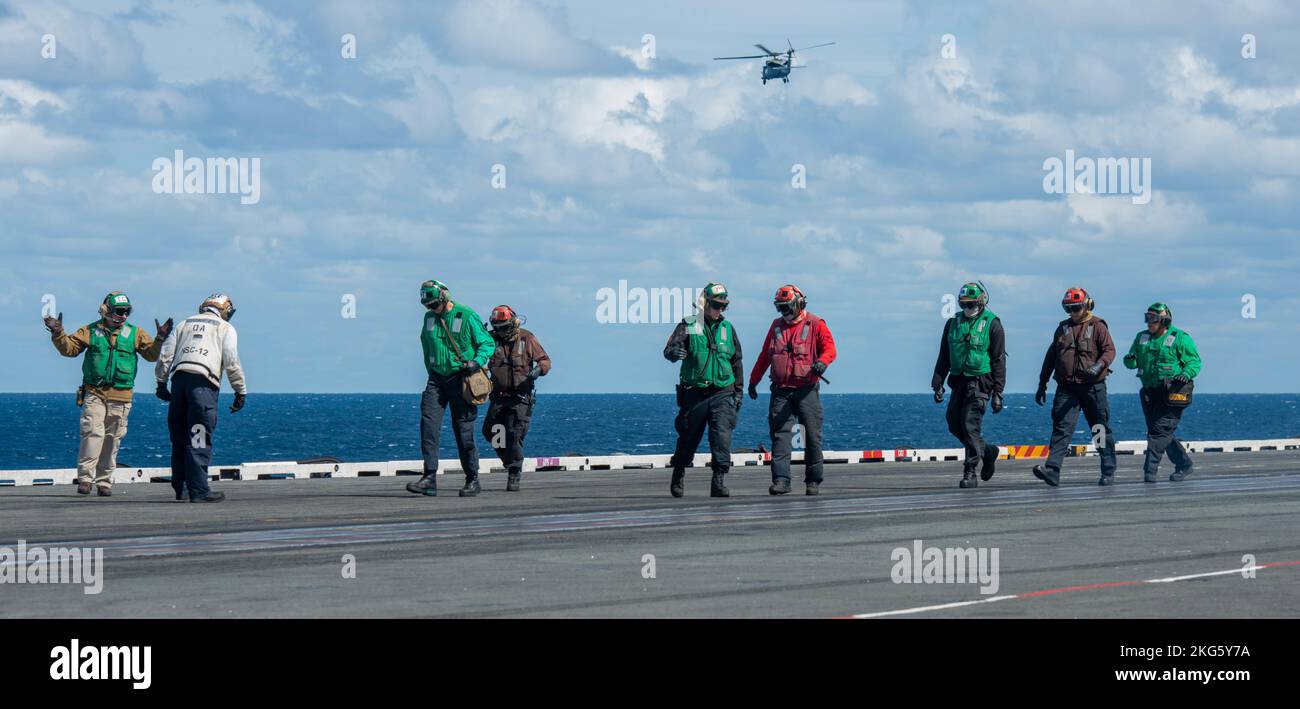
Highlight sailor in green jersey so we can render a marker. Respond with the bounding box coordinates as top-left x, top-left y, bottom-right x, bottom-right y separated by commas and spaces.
663, 283, 744, 498
405, 279, 496, 498
46, 291, 171, 496
1122, 302, 1202, 482
932, 282, 1006, 489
